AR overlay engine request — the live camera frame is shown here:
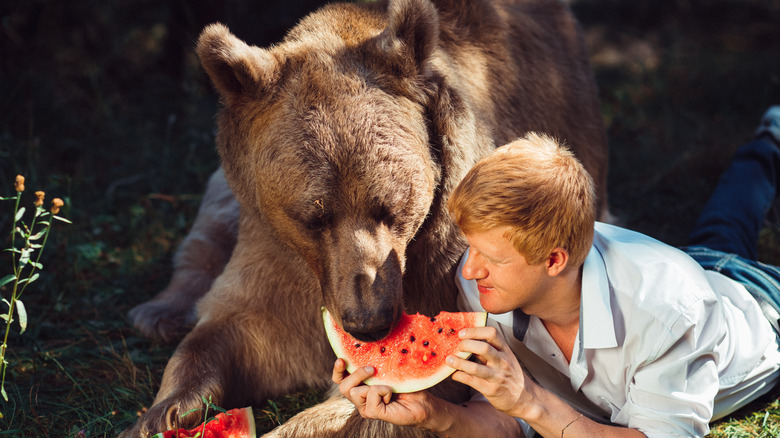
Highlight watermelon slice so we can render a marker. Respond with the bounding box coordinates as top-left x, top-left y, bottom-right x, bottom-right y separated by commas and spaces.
323, 308, 487, 393
152, 406, 255, 438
